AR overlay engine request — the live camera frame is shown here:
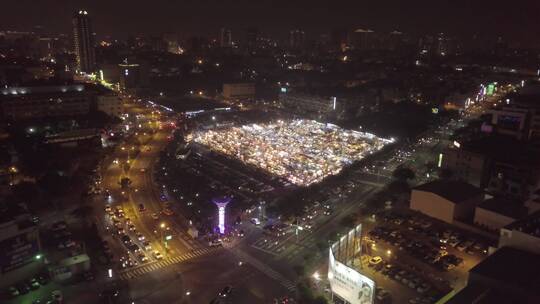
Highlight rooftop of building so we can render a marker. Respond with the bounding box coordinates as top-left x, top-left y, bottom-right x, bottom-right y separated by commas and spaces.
0, 81, 111, 101
460, 135, 539, 166
504, 210, 540, 238
477, 197, 528, 219
0, 203, 35, 231
469, 246, 540, 295
446, 284, 524, 304
413, 180, 483, 203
